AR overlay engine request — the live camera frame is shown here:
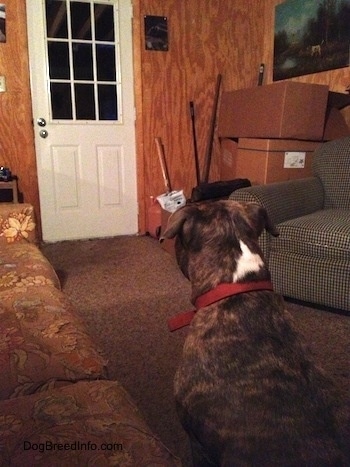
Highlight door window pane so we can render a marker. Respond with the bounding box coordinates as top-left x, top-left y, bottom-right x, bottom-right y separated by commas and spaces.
96, 44, 116, 81
45, 0, 120, 121
95, 4, 114, 41
73, 43, 93, 80
75, 84, 95, 120
71, 1, 91, 40
51, 83, 72, 119
98, 85, 117, 120
48, 42, 70, 79
46, 0, 68, 38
